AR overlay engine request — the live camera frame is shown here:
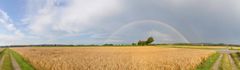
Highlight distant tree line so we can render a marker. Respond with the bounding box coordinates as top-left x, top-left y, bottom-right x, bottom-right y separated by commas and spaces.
102, 44, 114, 46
